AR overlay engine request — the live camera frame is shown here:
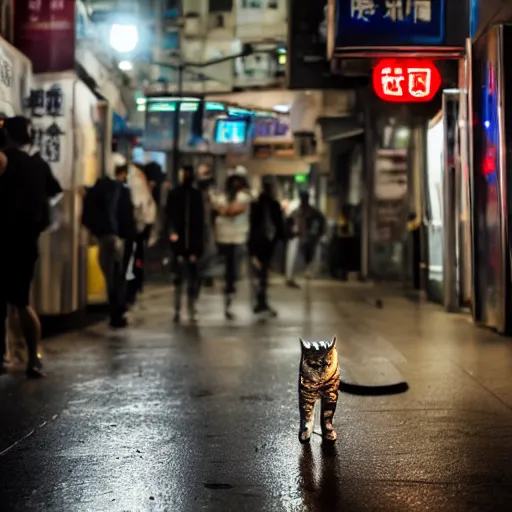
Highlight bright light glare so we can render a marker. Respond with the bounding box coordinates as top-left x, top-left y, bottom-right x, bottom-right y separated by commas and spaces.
396, 127, 410, 140
274, 104, 290, 113
118, 60, 133, 71
110, 24, 139, 53
484, 120, 490, 129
